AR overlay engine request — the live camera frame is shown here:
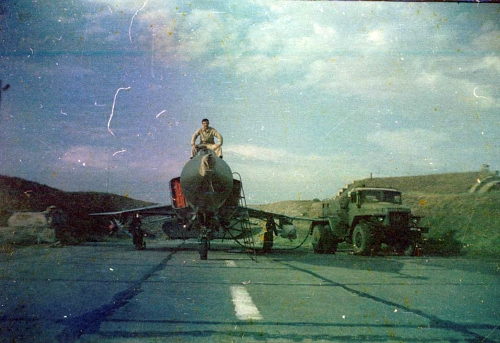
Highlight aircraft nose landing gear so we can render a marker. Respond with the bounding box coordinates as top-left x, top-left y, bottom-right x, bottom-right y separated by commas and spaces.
199, 226, 209, 260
